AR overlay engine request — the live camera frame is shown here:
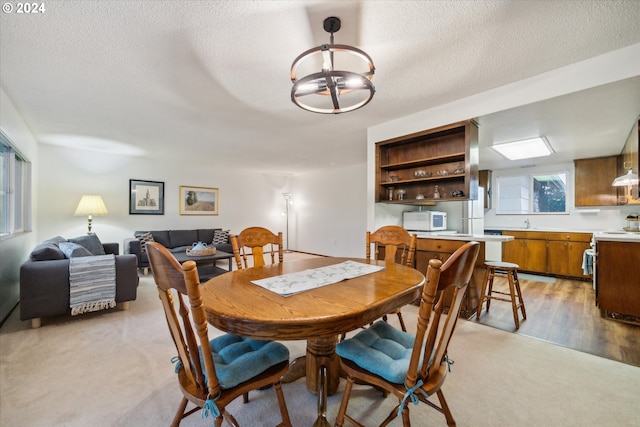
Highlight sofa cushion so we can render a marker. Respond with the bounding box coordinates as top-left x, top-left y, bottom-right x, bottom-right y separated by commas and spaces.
134, 232, 155, 253
197, 229, 216, 244
213, 229, 230, 245
59, 242, 94, 258
68, 234, 106, 255
169, 230, 198, 248
150, 231, 171, 248
30, 241, 66, 261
